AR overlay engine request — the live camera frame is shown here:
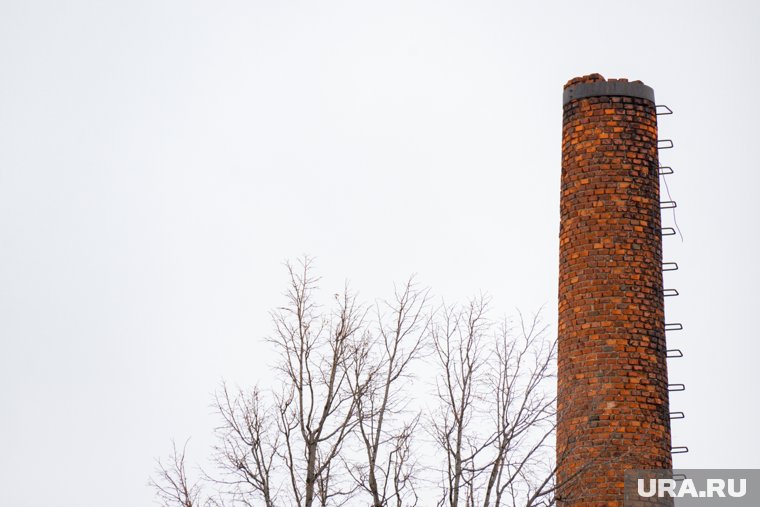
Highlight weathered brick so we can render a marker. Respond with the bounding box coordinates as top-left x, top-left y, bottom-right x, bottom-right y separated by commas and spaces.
556, 75, 672, 507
